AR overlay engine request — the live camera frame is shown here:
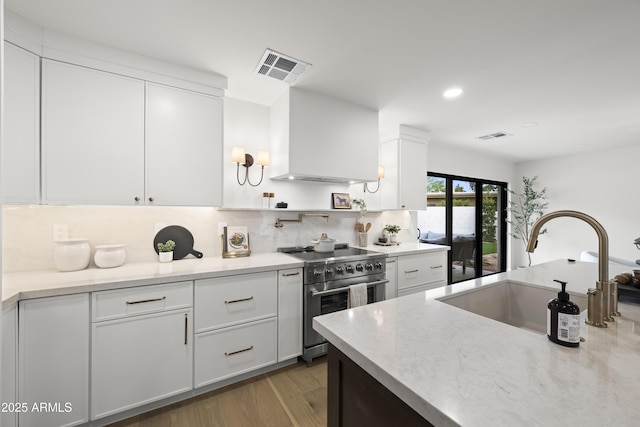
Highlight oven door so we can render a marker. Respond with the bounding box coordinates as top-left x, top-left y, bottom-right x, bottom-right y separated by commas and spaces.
304, 278, 387, 350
